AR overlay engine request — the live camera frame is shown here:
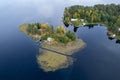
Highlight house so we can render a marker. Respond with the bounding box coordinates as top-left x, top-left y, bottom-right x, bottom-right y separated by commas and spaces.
82, 23, 86, 25
111, 34, 116, 38
47, 37, 51, 42
71, 18, 78, 21
47, 37, 55, 44
80, 19, 84, 22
